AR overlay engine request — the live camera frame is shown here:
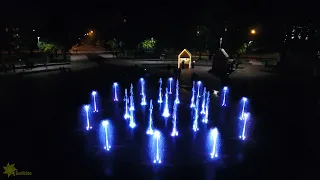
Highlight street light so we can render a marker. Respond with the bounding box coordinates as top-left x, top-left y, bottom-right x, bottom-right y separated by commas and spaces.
37, 37, 40, 42
250, 29, 256, 35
